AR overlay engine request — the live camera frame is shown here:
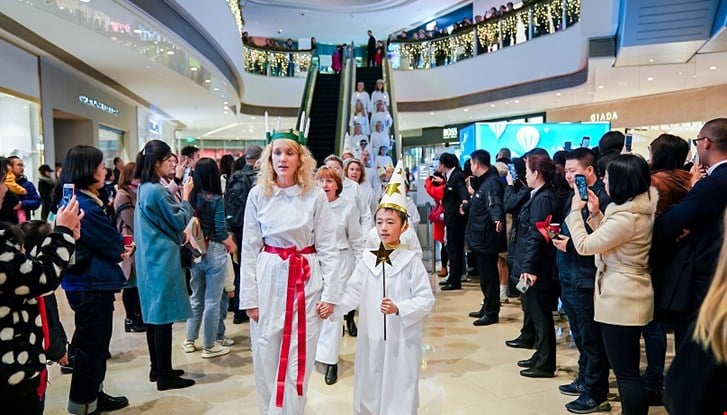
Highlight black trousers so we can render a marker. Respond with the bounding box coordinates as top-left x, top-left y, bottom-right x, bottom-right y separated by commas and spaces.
146, 323, 174, 375
230, 226, 245, 316
601, 324, 648, 415
476, 253, 500, 318
523, 288, 556, 372
122, 287, 142, 322
1, 376, 41, 415
446, 227, 465, 286
66, 290, 115, 407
